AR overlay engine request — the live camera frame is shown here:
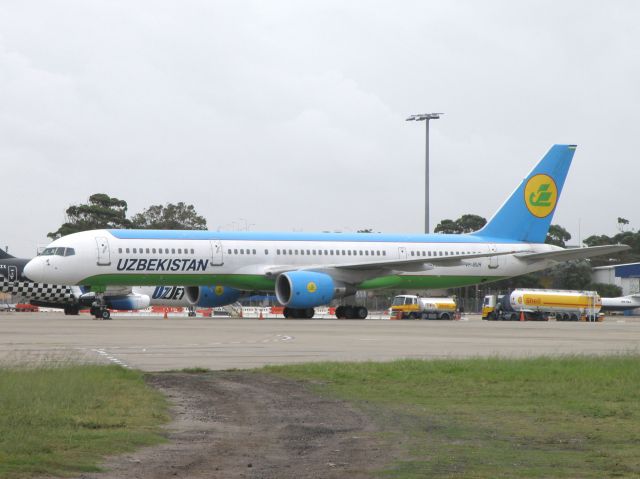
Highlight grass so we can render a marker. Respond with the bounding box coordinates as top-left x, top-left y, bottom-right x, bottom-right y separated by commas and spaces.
0, 364, 168, 478
264, 355, 640, 478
